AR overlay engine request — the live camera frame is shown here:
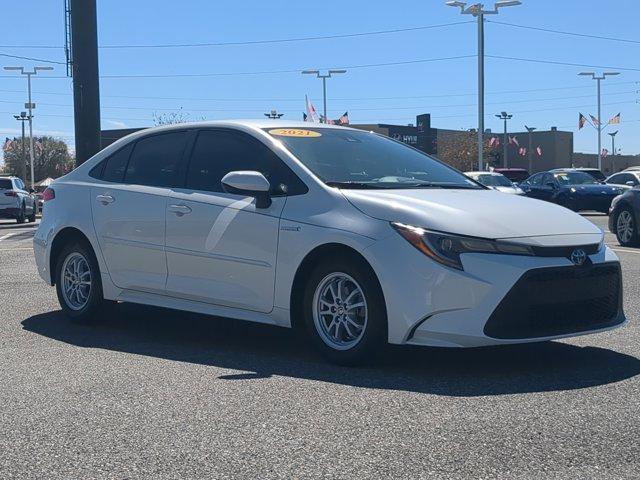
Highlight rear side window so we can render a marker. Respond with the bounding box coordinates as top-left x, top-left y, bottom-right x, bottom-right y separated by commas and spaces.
185, 130, 306, 195
89, 143, 134, 183
0, 179, 12, 189
125, 132, 187, 187
529, 173, 543, 186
